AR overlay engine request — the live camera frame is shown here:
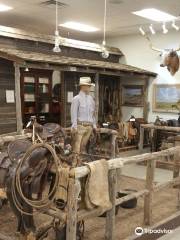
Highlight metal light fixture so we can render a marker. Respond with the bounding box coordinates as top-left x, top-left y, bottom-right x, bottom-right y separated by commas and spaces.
25, 67, 29, 72
149, 24, 156, 34
162, 22, 168, 34
101, 0, 109, 59
172, 20, 179, 31
53, 0, 61, 53
139, 26, 145, 35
